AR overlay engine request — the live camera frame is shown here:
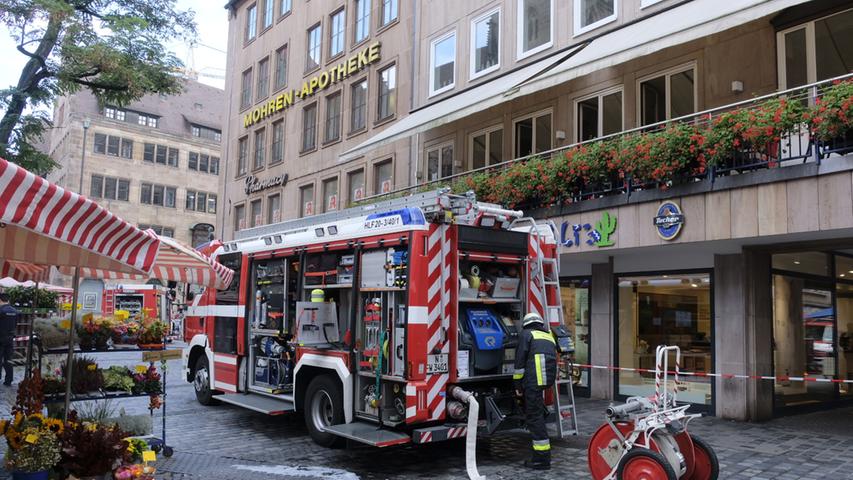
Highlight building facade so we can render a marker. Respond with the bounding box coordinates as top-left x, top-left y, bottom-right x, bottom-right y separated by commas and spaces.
221, 0, 853, 420
47, 80, 224, 247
